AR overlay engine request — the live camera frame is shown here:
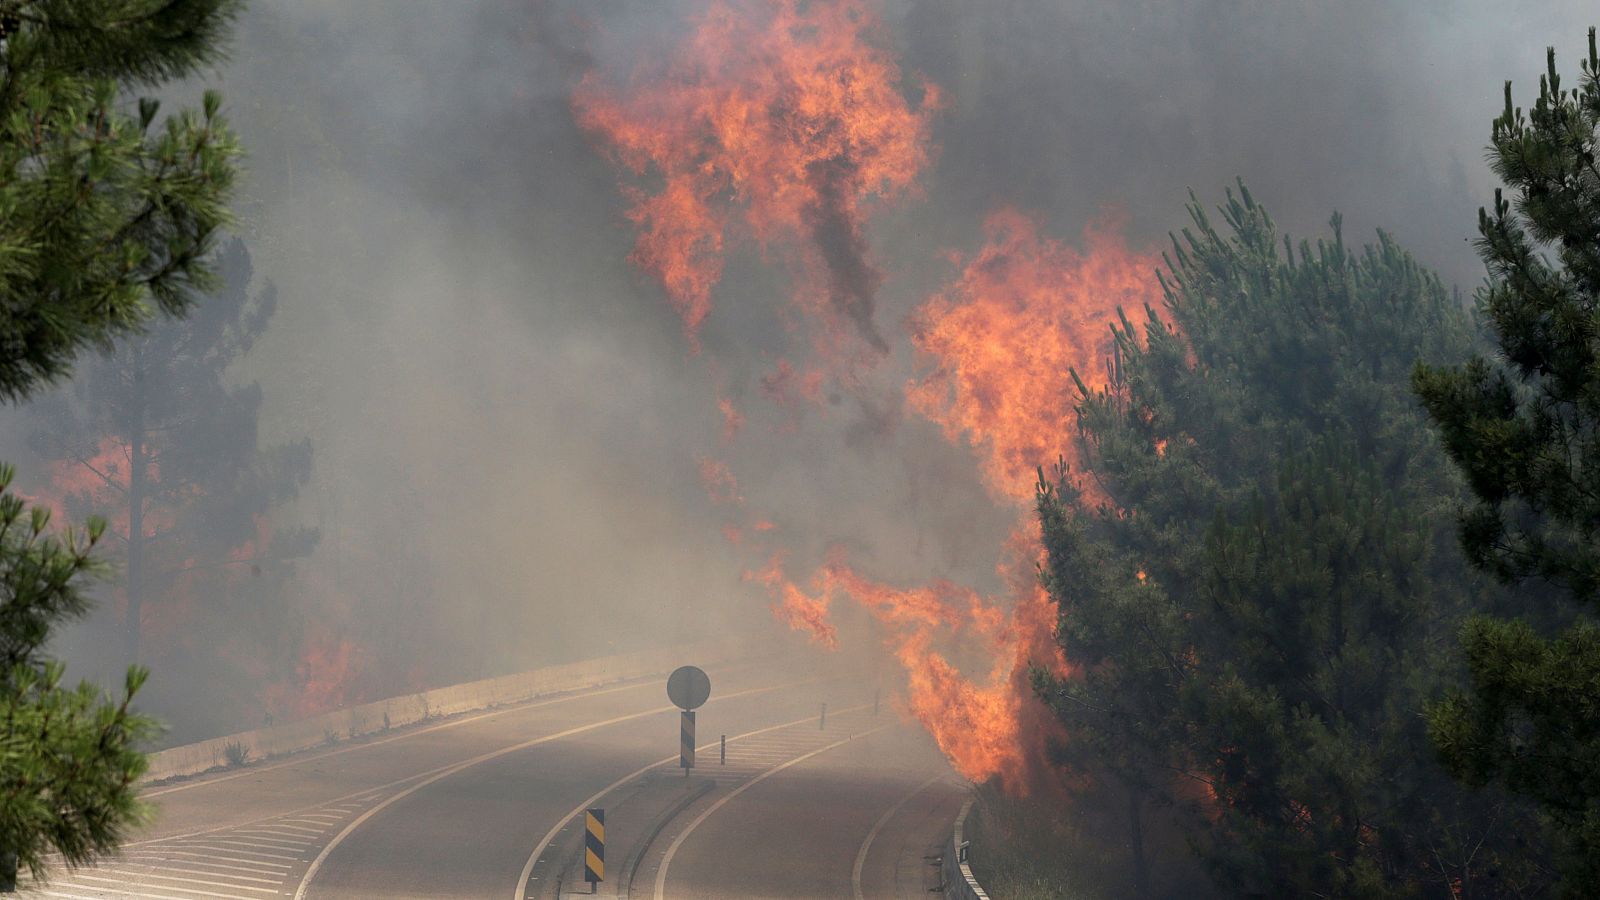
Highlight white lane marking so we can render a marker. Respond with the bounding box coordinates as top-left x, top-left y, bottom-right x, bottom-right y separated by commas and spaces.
113, 851, 288, 871
173, 839, 301, 859
509, 700, 875, 900
164, 842, 299, 861
851, 773, 948, 900
108, 862, 284, 885
129, 797, 379, 851
39, 883, 196, 890
294, 681, 801, 900
53, 877, 253, 900
221, 832, 311, 848
270, 818, 339, 829
653, 723, 892, 900
114, 845, 292, 871
261, 824, 323, 836
72, 870, 280, 894
229, 830, 315, 844
144, 679, 665, 797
